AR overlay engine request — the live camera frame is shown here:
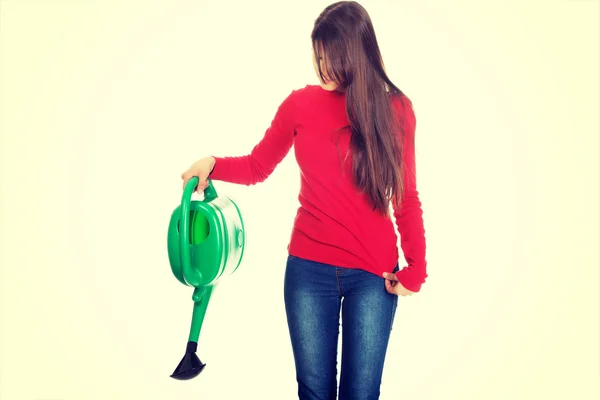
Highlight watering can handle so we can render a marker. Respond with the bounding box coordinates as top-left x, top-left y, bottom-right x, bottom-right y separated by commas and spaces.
180, 176, 218, 287
184, 176, 218, 202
